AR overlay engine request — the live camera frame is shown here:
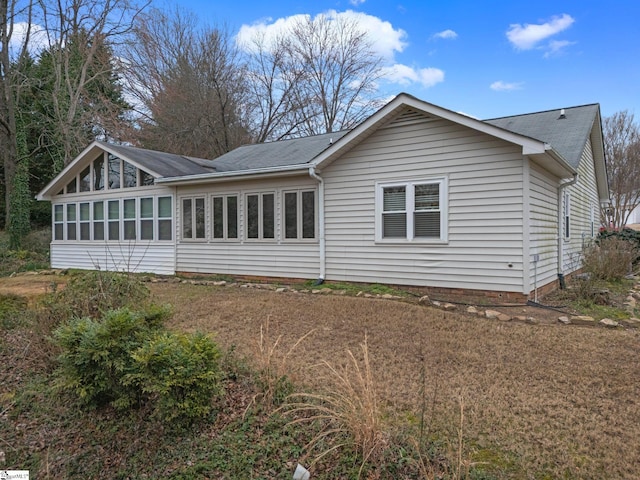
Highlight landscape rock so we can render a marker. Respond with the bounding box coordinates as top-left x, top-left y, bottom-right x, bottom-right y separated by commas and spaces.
466, 306, 478, 314
442, 303, 457, 311
418, 295, 431, 305
599, 318, 619, 328
275, 287, 286, 293
431, 300, 441, 307
356, 291, 364, 297
333, 290, 347, 296
558, 316, 571, 325
484, 309, 502, 319
570, 315, 596, 325
498, 313, 512, 321
213, 281, 227, 286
